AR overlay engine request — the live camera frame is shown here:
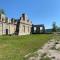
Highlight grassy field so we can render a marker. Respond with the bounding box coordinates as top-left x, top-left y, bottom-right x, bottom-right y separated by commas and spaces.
0, 34, 52, 60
